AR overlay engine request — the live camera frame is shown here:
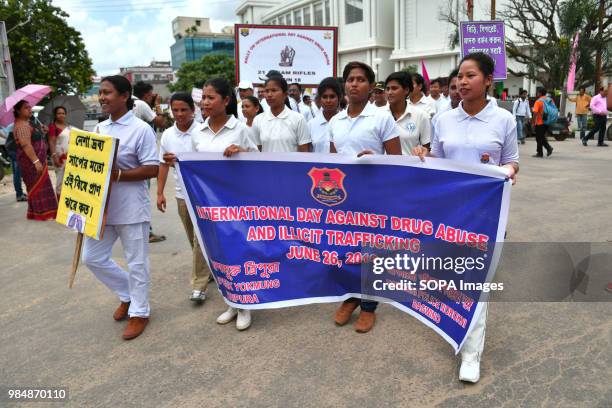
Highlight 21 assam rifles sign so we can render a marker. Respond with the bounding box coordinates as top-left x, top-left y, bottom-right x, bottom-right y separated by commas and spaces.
56, 128, 118, 287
